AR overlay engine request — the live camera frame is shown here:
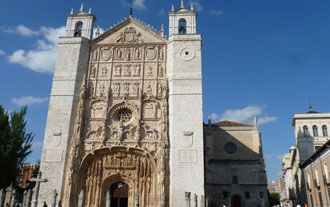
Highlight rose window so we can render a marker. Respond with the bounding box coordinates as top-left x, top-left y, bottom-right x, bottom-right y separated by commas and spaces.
116, 108, 132, 123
